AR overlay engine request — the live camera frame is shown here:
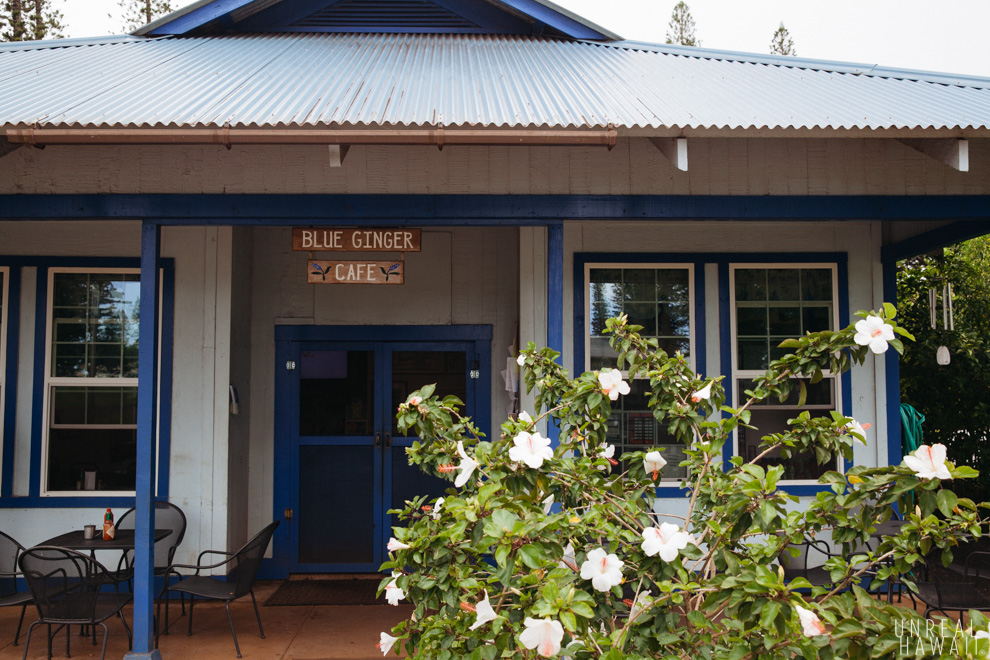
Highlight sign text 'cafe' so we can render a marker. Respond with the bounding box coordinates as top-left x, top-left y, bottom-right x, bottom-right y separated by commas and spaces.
293, 227, 420, 285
